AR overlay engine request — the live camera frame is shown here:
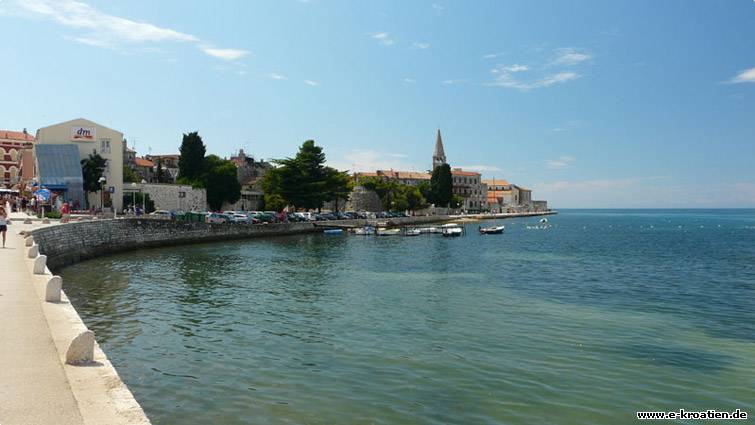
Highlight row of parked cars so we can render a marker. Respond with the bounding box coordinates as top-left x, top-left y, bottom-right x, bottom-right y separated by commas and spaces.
150, 210, 410, 224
